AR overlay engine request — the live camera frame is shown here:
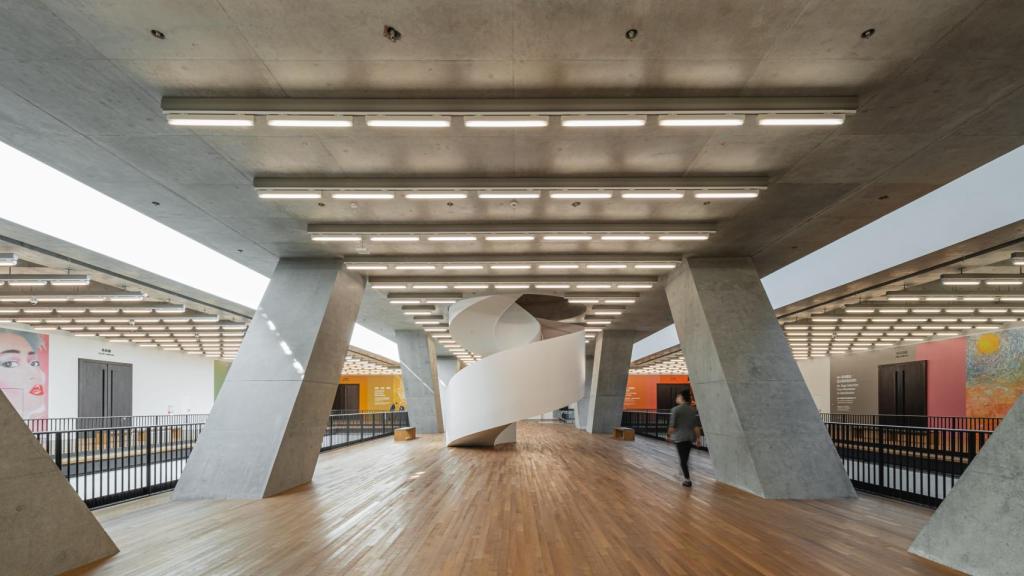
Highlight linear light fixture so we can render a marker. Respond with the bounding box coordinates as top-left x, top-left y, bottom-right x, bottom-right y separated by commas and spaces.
405, 193, 468, 200
601, 235, 651, 241
561, 115, 646, 127
331, 192, 394, 200
443, 264, 484, 270
346, 264, 388, 271
478, 192, 541, 199
485, 235, 535, 242
538, 264, 579, 270
428, 236, 477, 242
534, 283, 571, 289
657, 114, 744, 127
549, 192, 613, 199
586, 264, 627, 269
266, 114, 353, 127
370, 236, 420, 242
757, 113, 845, 126
0, 253, 17, 266
542, 235, 593, 241
312, 235, 361, 242
490, 264, 531, 270
694, 190, 760, 199
366, 115, 451, 128
658, 234, 710, 241
621, 191, 684, 199
464, 115, 549, 128
258, 191, 323, 200
1012, 252, 1024, 266
166, 113, 254, 127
